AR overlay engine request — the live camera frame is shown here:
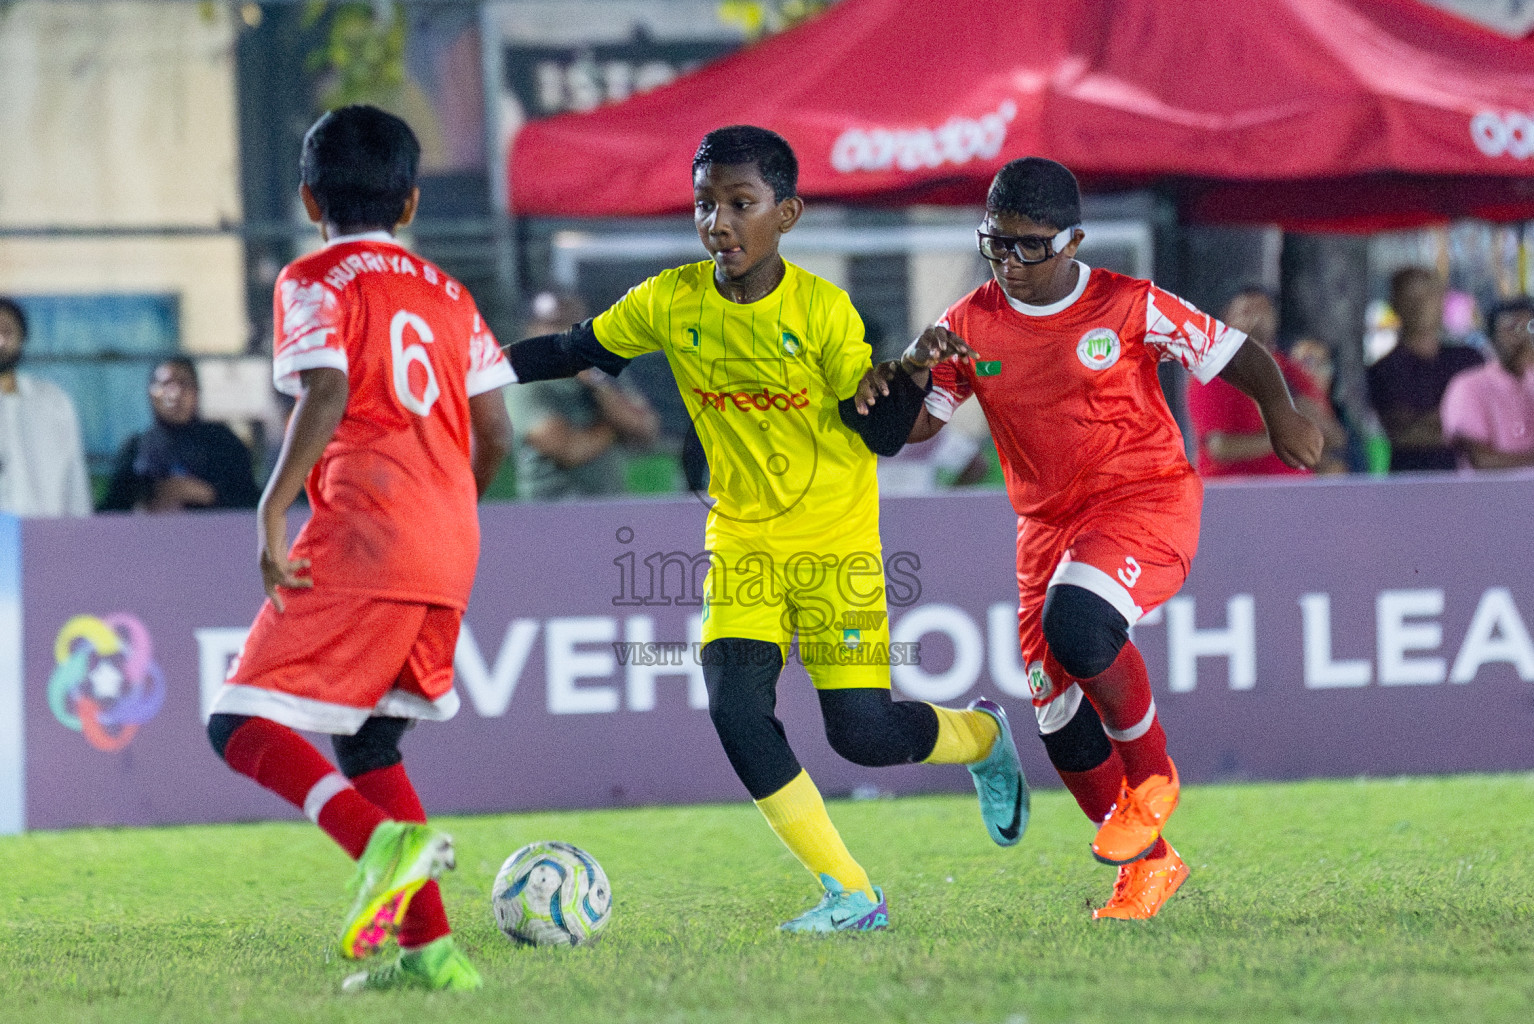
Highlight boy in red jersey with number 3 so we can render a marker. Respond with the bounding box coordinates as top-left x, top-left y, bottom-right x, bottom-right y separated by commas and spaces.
205, 106, 514, 990
856, 158, 1322, 919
